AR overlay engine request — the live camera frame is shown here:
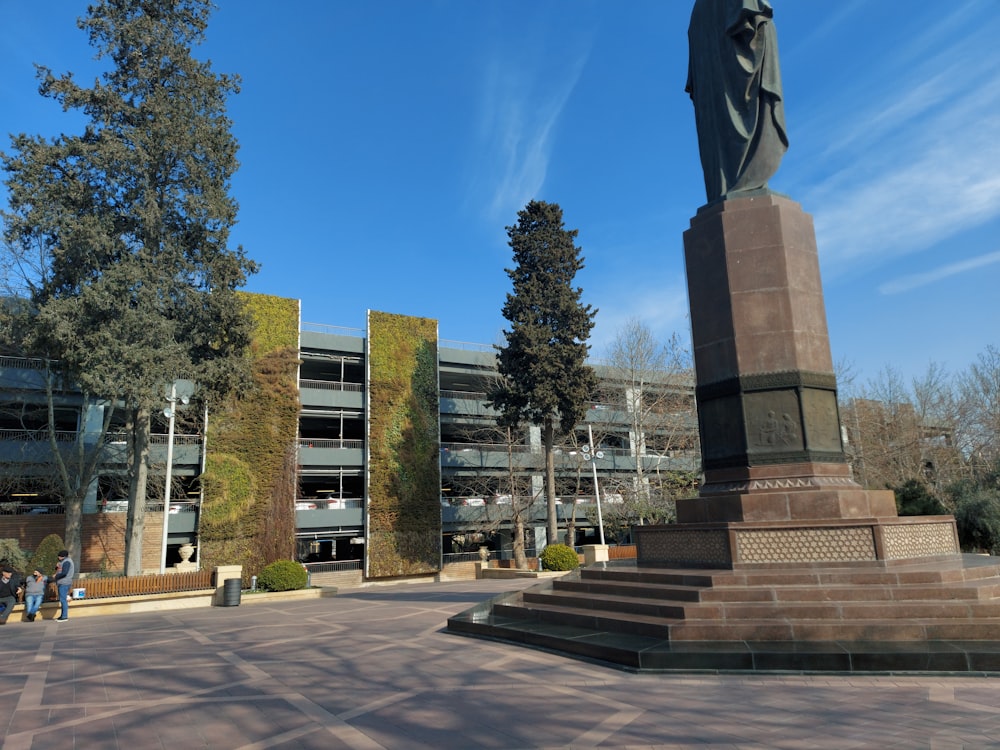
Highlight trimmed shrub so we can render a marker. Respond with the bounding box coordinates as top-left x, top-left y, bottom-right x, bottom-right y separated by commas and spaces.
894, 479, 947, 516
540, 543, 580, 571
28, 534, 66, 578
0, 539, 29, 574
954, 492, 1000, 554
257, 559, 308, 592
